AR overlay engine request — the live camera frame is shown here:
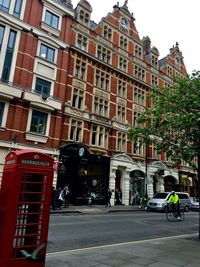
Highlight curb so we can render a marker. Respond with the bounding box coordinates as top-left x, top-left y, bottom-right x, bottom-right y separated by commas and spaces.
50, 207, 147, 215
108, 208, 146, 213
